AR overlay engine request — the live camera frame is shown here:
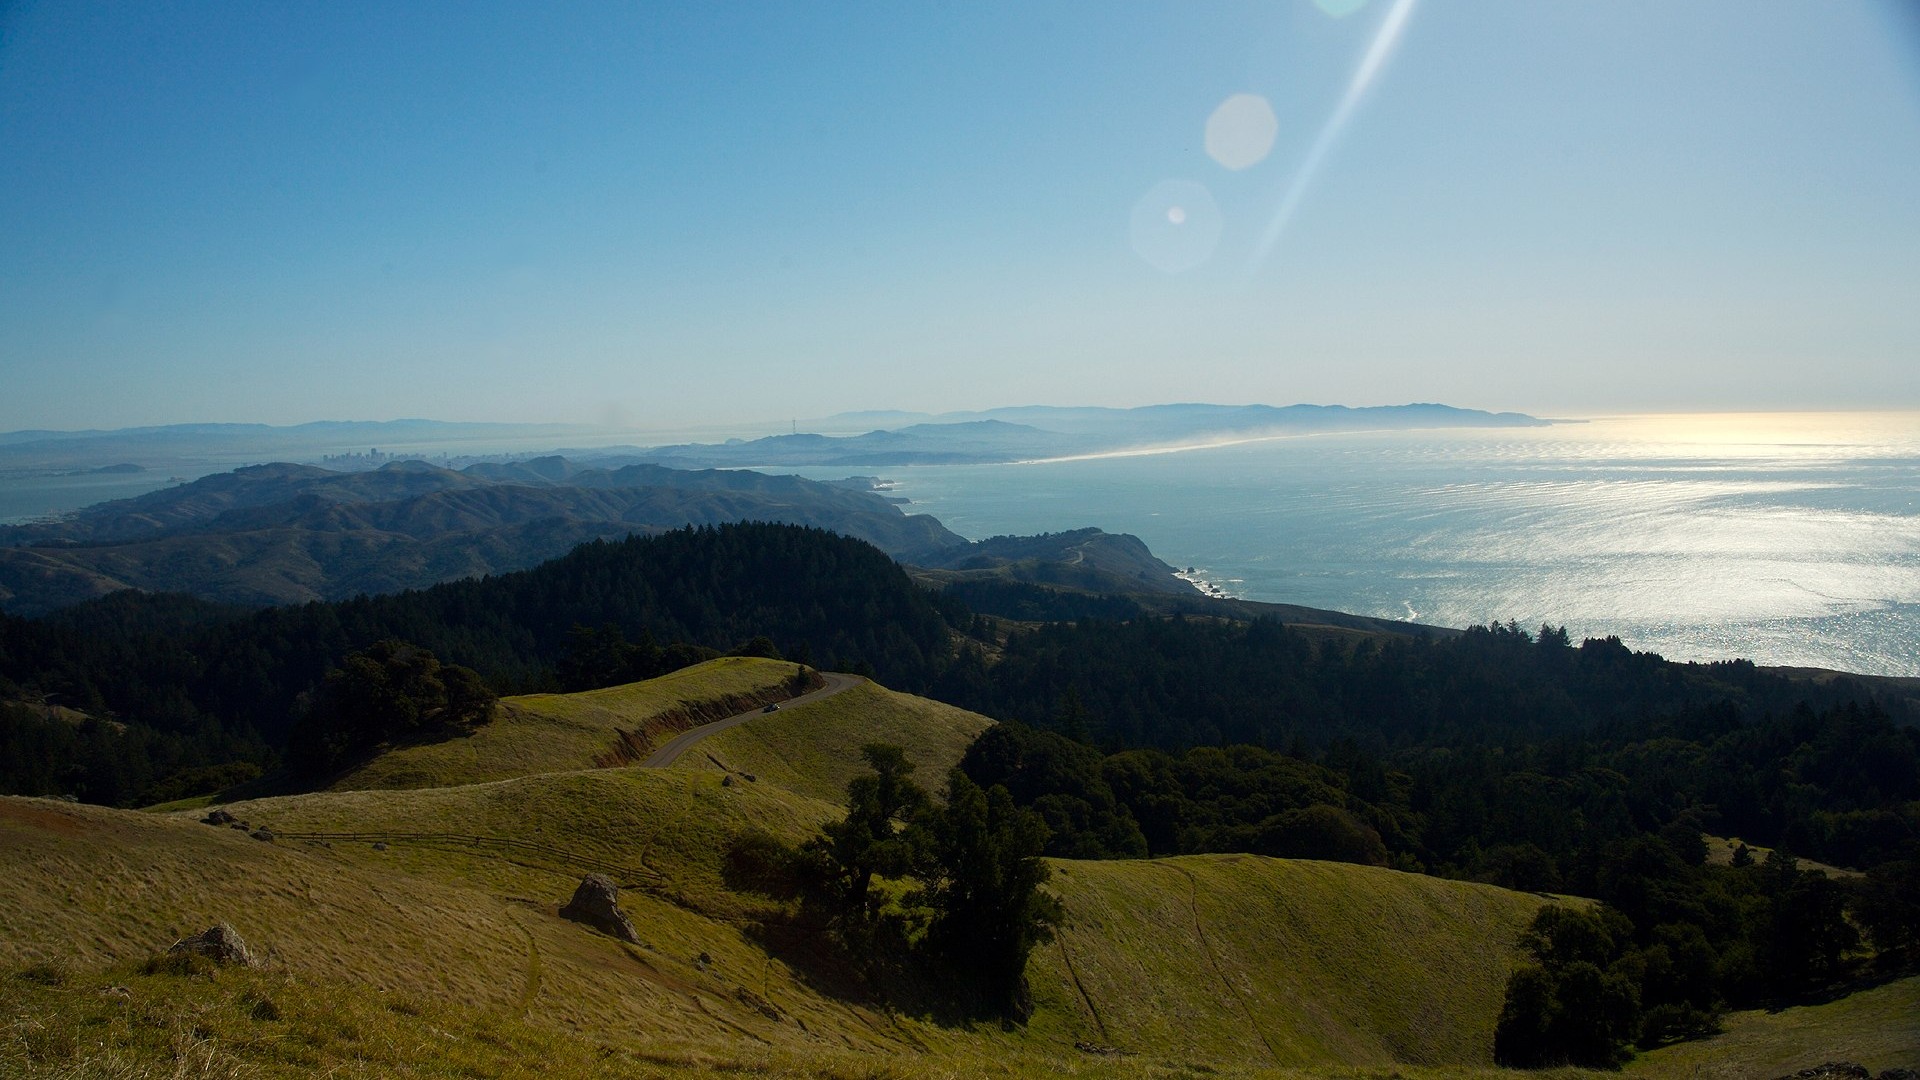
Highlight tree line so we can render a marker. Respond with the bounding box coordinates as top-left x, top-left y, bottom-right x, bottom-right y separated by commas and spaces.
0, 524, 958, 803
936, 617, 1918, 1064
726, 743, 1061, 1018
